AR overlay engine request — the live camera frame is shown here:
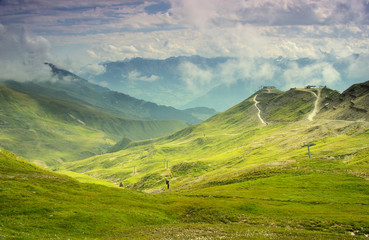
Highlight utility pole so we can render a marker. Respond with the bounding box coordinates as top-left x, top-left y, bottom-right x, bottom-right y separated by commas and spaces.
302, 142, 316, 159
